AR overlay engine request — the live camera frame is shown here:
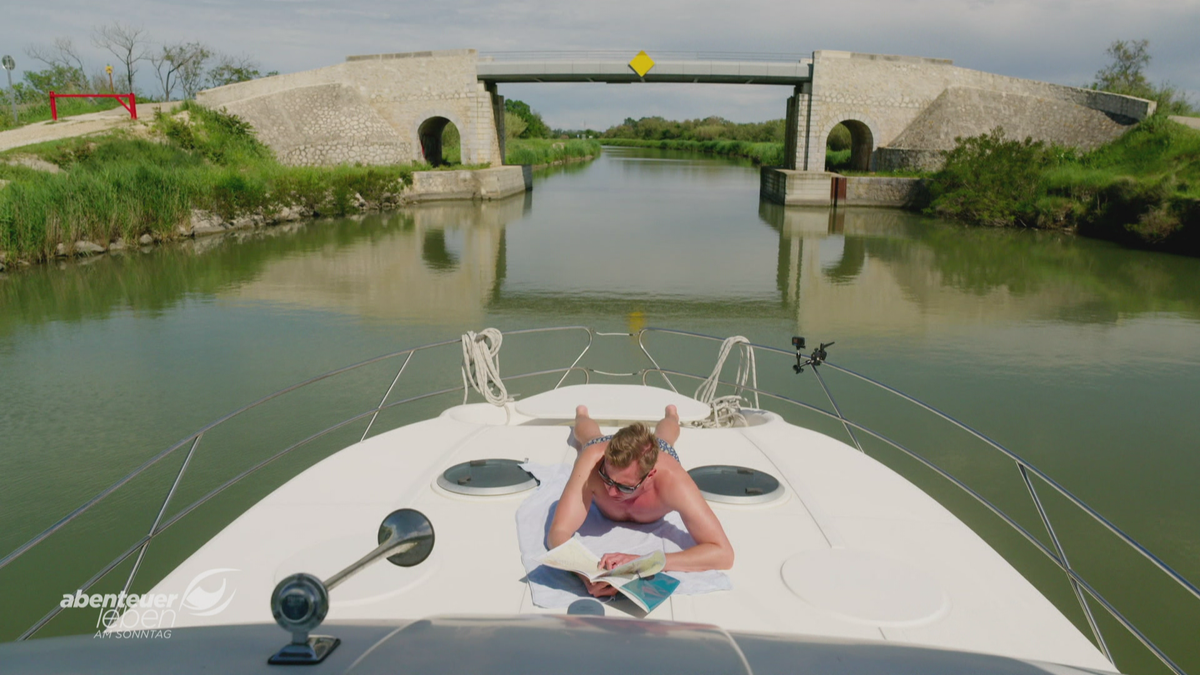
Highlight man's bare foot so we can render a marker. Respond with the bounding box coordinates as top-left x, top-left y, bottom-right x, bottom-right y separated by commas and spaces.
573, 404, 602, 449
